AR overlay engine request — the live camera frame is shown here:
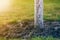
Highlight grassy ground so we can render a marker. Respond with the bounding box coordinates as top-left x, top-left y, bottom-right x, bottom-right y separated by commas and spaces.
31, 36, 60, 40
0, 0, 34, 25
44, 0, 60, 21
0, 0, 60, 23
0, 36, 60, 40
0, 0, 60, 40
